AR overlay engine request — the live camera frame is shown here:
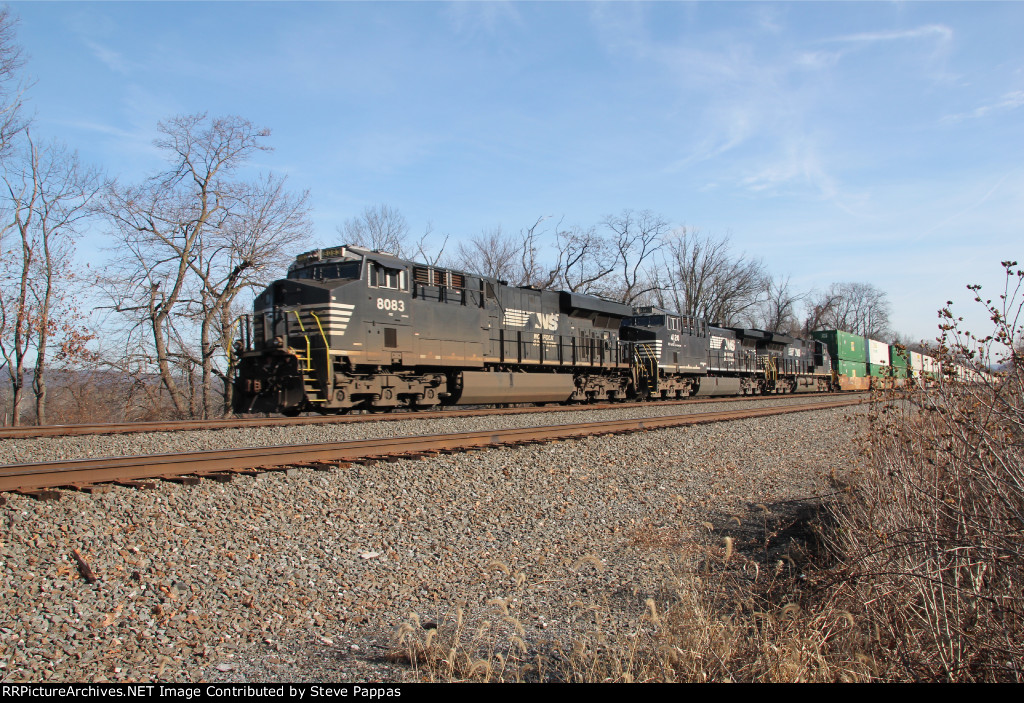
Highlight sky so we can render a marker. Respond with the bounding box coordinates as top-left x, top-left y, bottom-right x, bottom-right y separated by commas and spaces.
9, 0, 1024, 343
